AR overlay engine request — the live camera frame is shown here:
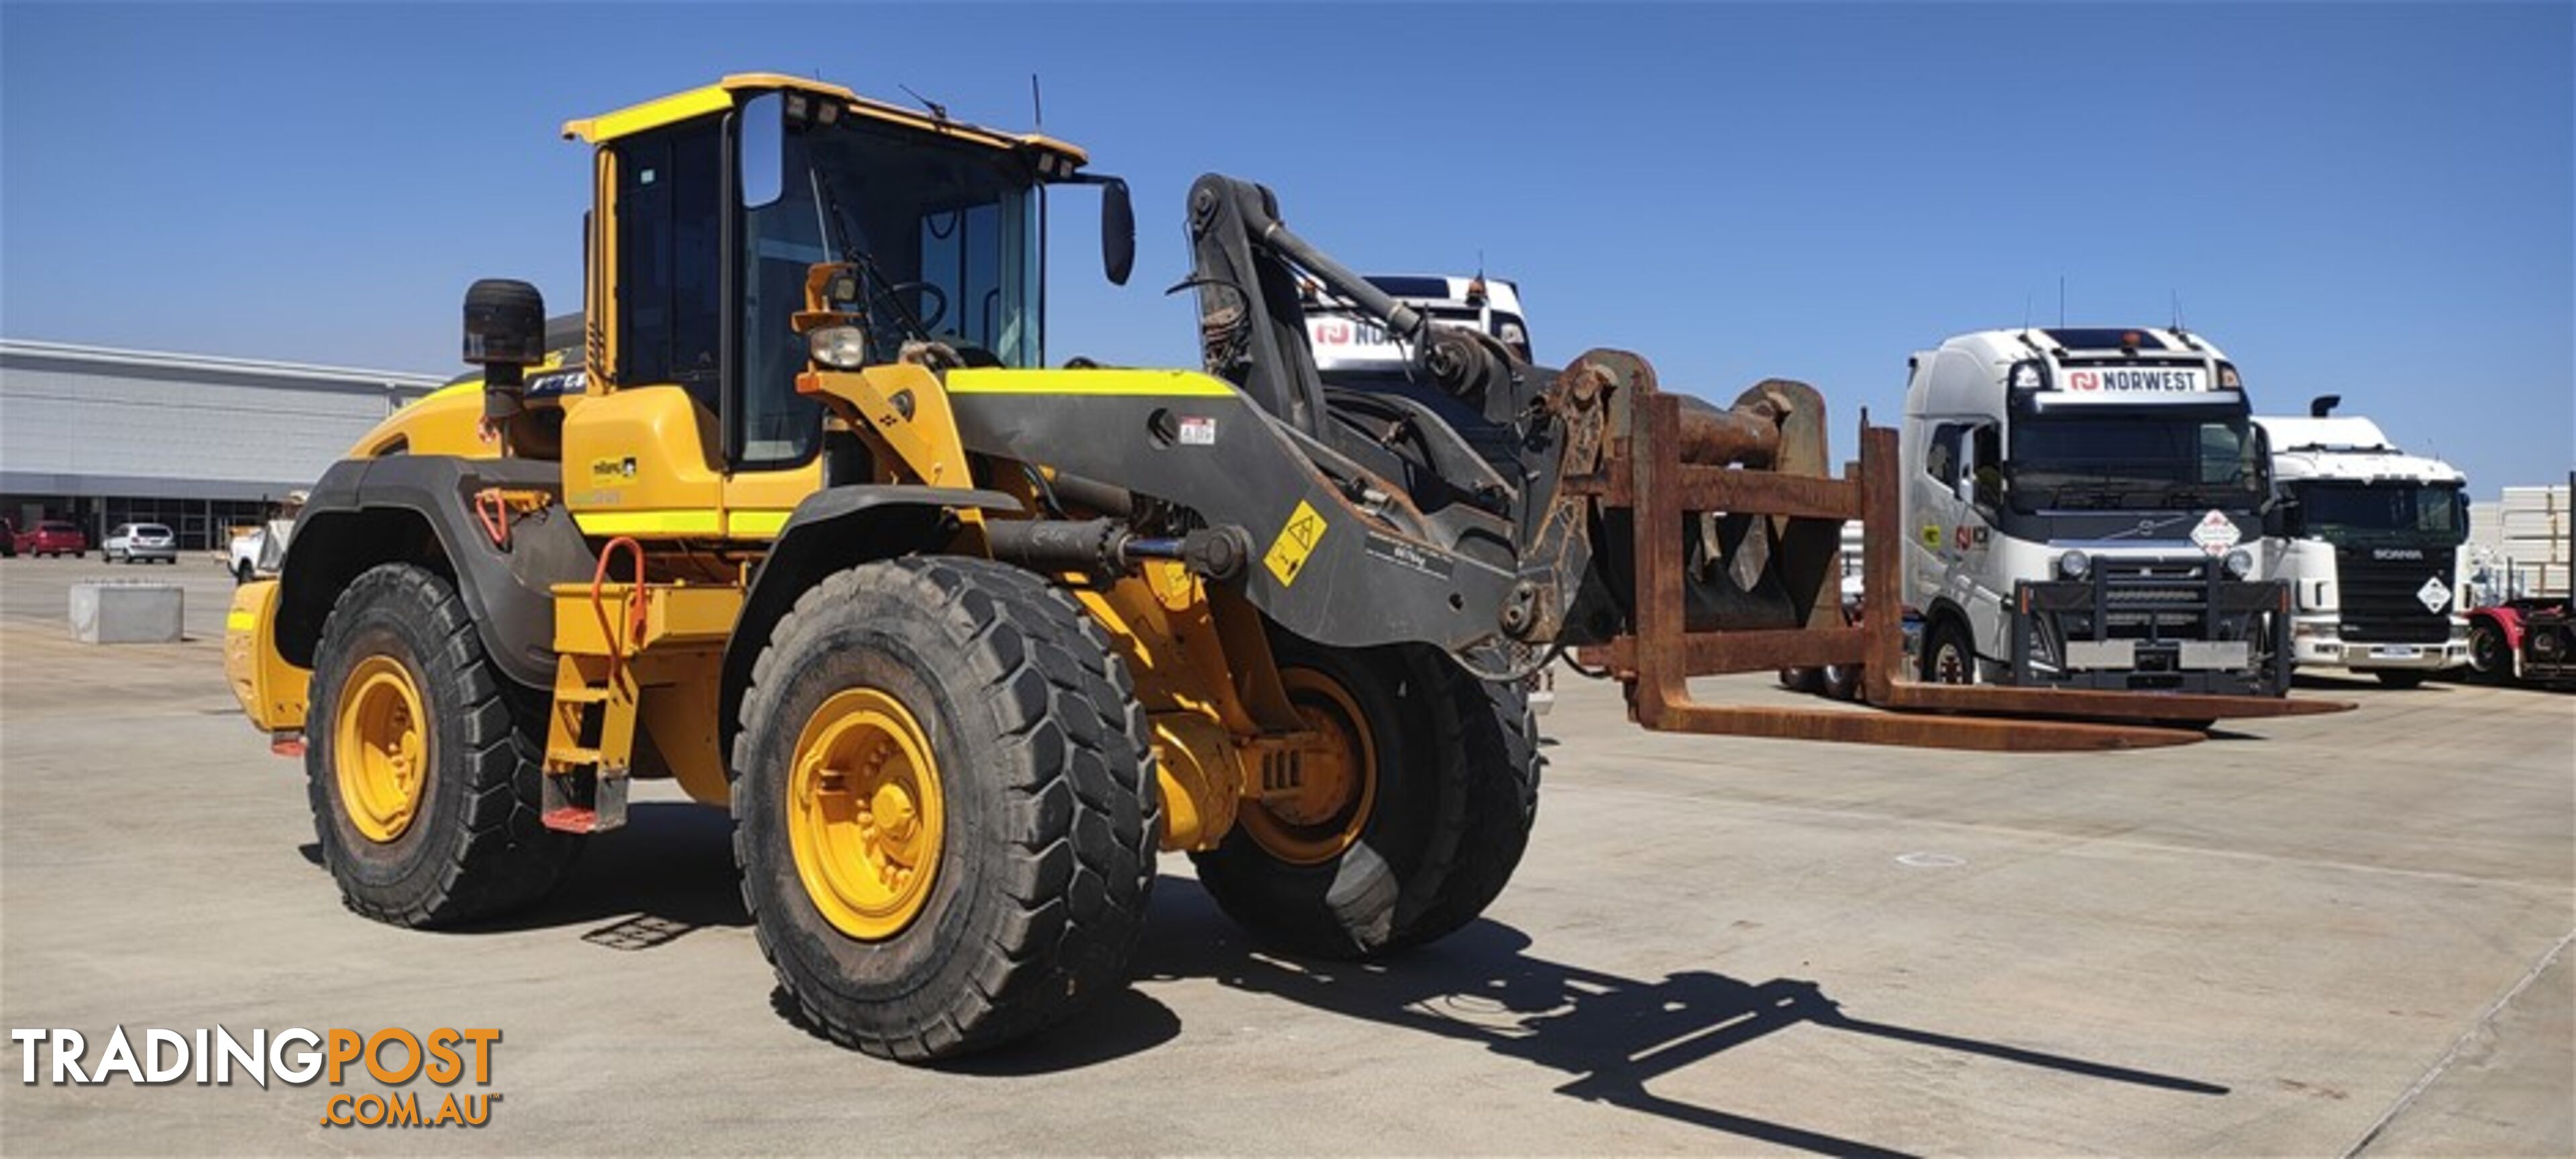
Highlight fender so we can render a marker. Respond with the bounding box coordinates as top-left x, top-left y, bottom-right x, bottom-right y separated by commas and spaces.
717, 485, 1024, 756
2467, 604, 2526, 651
276, 455, 595, 690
